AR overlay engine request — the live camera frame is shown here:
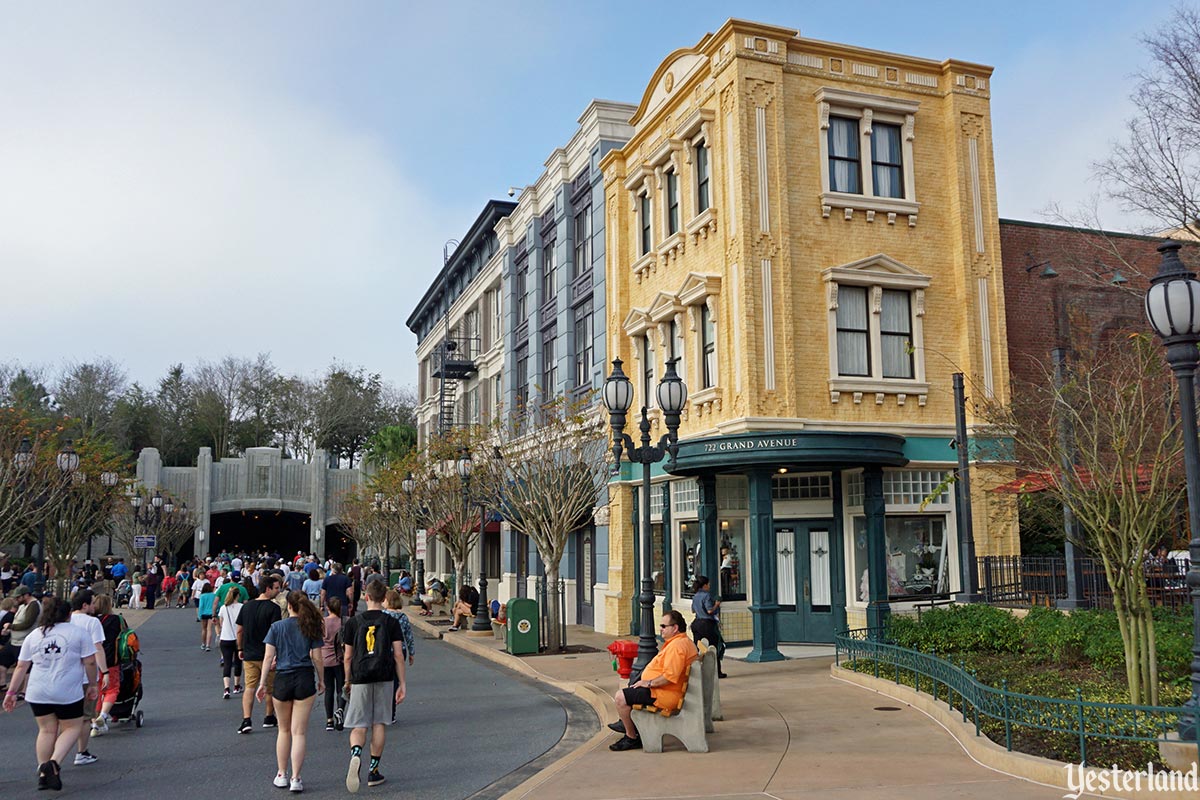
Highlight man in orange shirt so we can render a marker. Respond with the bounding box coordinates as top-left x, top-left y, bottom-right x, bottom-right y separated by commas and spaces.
609, 609, 698, 751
